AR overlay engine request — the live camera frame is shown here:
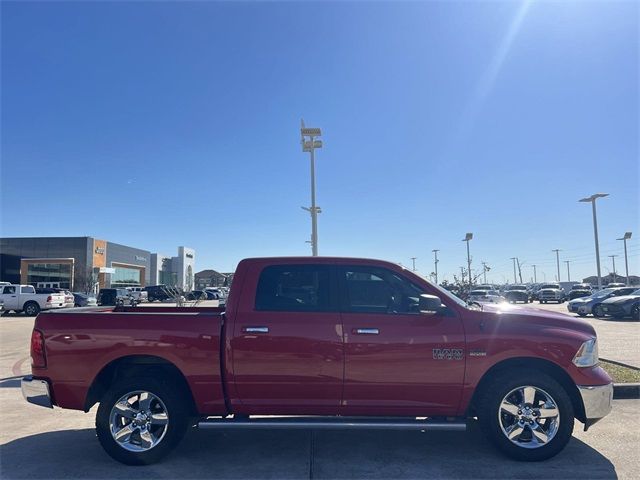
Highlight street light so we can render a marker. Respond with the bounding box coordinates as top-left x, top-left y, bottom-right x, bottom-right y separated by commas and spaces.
564, 260, 571, 282
410, 257, 417, 271
608, 255, 618, 283
617, 232, 632, 285
301, 120, 323, 256
532, 264, 537, 283
552, 249, 561, 282
579, 193, 609, 289
432, 249, 439, 284
462, 233, 473, 288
